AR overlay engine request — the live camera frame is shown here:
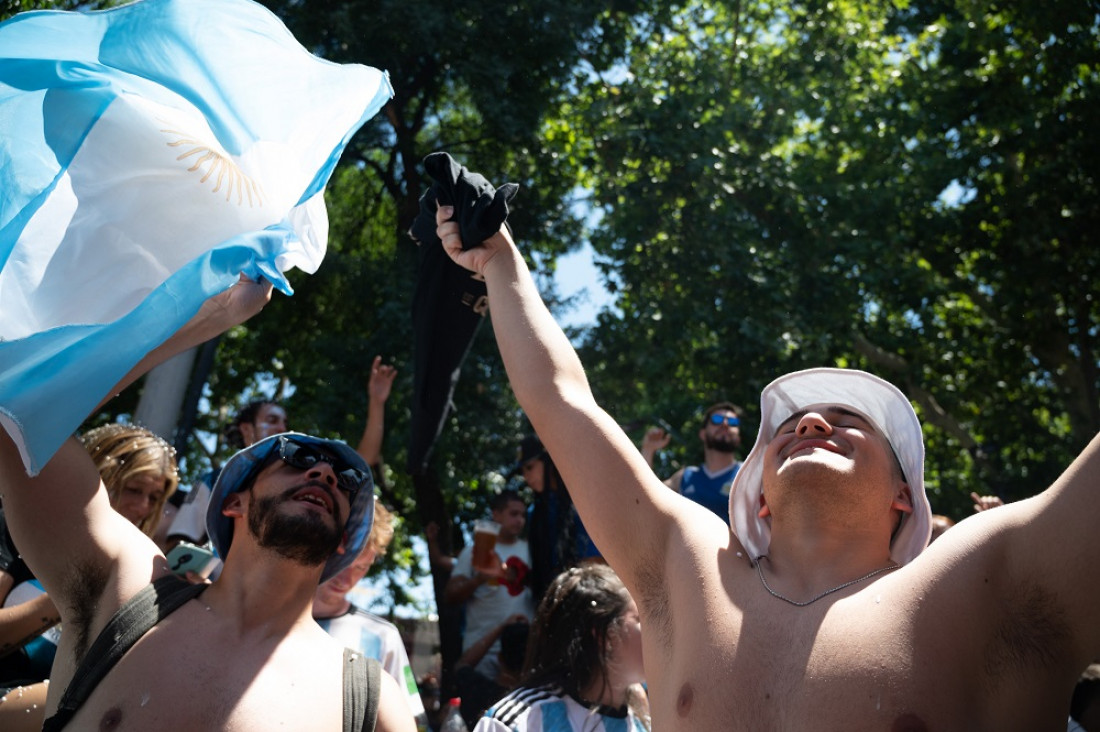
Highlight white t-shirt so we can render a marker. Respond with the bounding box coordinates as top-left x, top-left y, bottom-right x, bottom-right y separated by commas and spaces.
453, 538, 535, 677
166, 471, 216, 544
316, 604, 426, 718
